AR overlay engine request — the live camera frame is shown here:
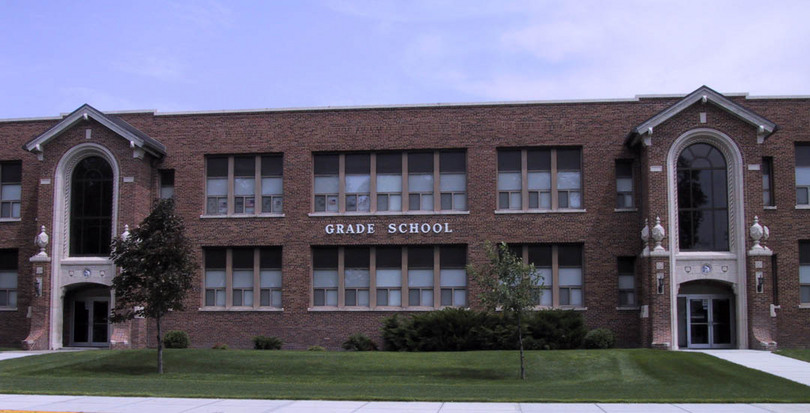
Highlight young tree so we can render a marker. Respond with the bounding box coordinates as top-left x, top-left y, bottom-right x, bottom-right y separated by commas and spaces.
110, 198, 195, 374
467, 242, 542, 380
